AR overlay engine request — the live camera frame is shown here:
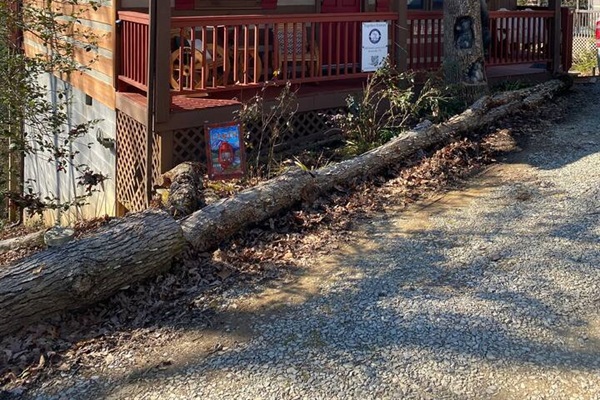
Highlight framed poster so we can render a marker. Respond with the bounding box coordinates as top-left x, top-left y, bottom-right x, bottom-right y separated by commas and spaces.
361, 21, 389, 72
205, 122, 247, 180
